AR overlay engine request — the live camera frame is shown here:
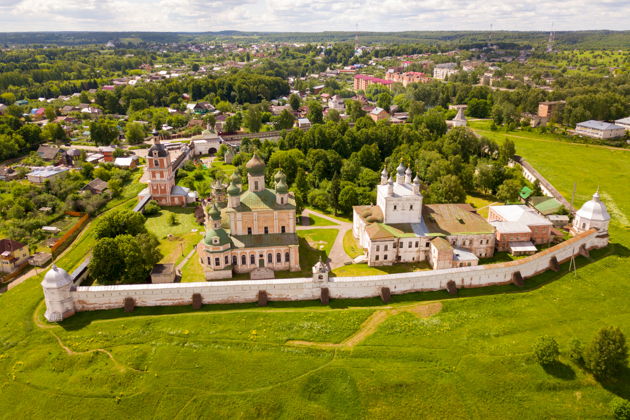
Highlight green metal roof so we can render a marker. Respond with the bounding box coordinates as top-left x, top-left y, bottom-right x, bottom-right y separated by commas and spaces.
531, 196, 563, 215
228, 189, 295, 212
231, 233, 298, 248
204, 228, 232, 246
520, 186, 533, 200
